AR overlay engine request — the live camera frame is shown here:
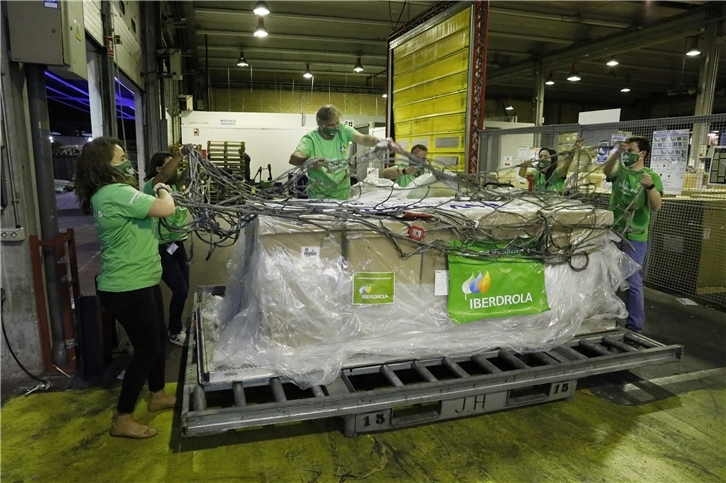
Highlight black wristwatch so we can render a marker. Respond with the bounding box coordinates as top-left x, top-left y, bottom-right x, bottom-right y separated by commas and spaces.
645, 184, 655, 190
